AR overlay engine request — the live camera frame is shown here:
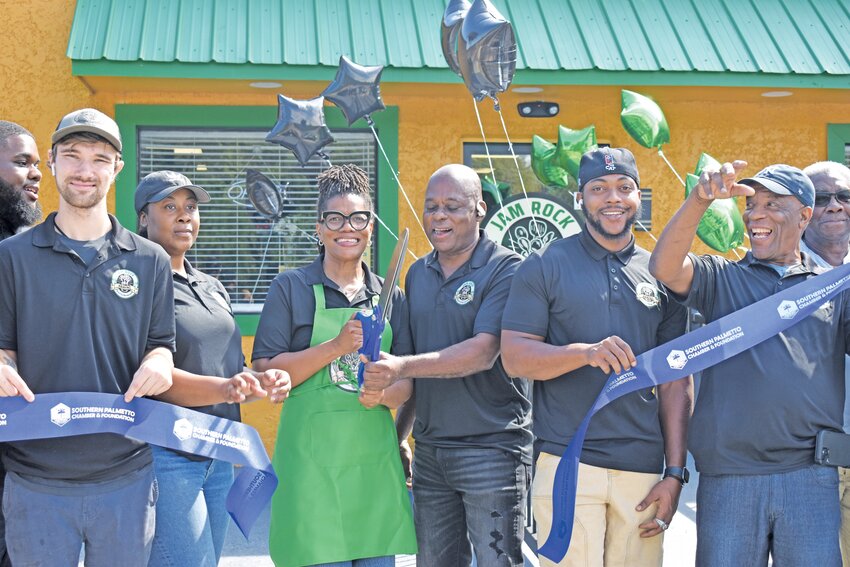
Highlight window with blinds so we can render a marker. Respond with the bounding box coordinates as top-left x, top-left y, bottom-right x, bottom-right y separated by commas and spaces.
138, 128, 377, 313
